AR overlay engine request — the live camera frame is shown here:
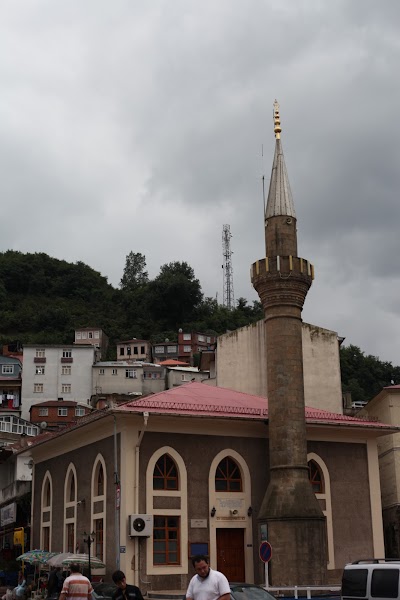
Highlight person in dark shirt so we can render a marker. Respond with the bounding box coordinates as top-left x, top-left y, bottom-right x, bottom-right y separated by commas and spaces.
111, 571, 143, 600
47, 568, 59, 597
